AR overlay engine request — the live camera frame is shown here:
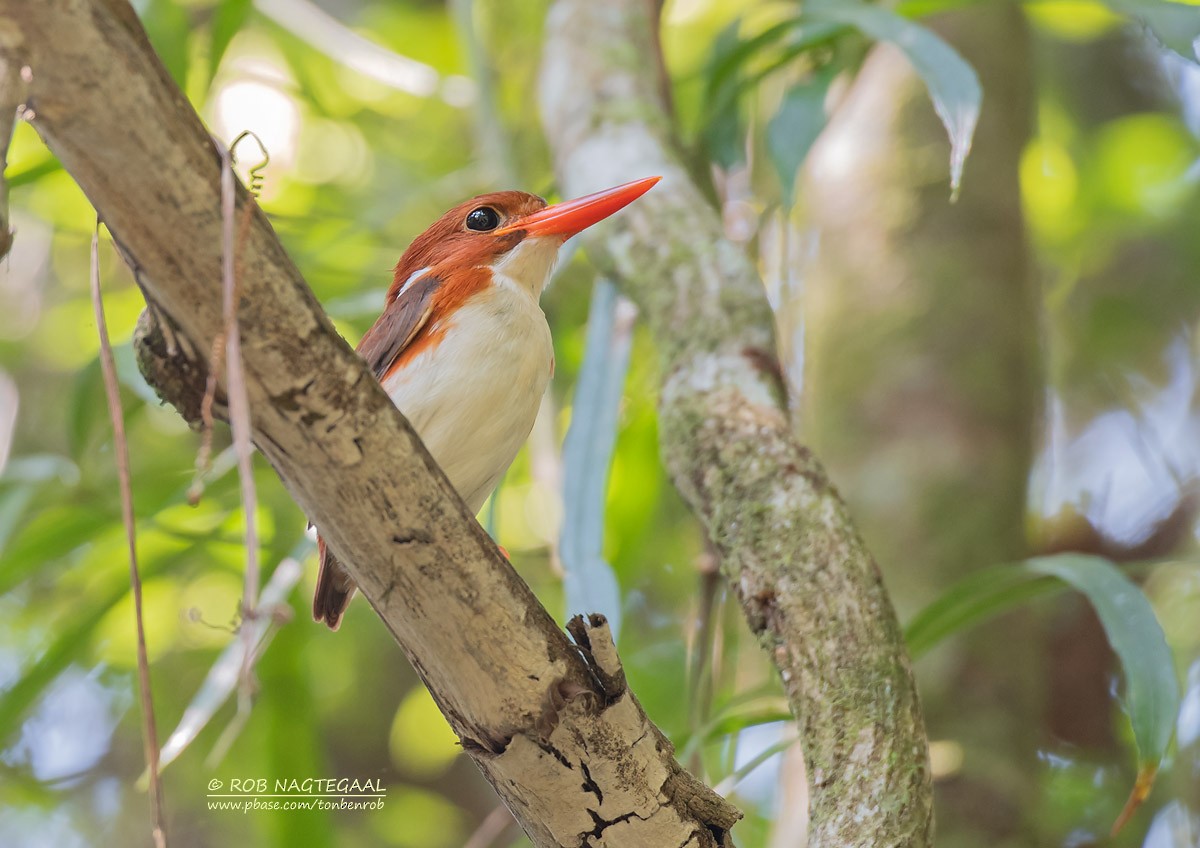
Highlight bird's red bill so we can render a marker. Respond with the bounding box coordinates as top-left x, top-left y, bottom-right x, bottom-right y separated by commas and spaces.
499, 176, 661, 239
